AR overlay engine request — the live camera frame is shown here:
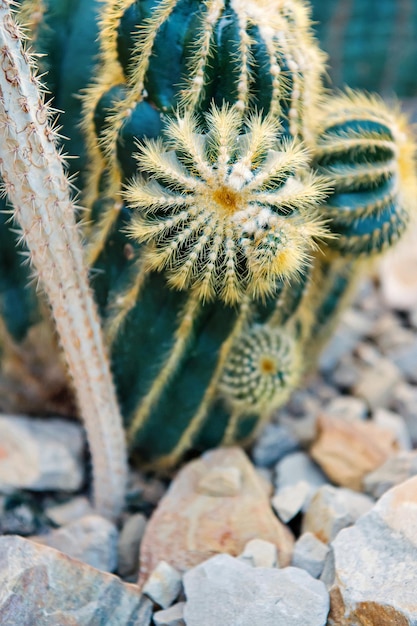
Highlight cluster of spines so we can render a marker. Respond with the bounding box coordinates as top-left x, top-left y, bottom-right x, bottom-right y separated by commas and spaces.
81, 0, 326, 265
